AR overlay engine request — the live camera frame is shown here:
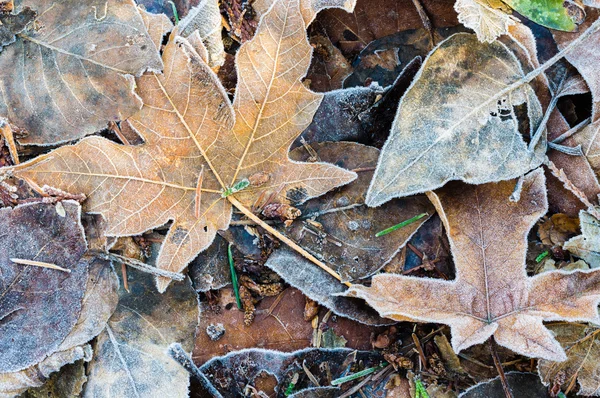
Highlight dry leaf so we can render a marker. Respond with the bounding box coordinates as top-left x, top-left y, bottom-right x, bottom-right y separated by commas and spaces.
178, 0, 225, 67
460, 372, 547, 397
572, 119, 600, 173
564, 210, 600, 268
0, 202, 87, 373
83, 267, 198, 397
14, 0, 357, 292
454, 0, 514, 43
538, 213, 581, 246
199, 348, 384, 397
20, 360, 86, 398
285, 142, 434, 282
538, 323, 600, 396
348, 169, 600, 361
0, 0, 163, 145
366, 33, 545, 205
